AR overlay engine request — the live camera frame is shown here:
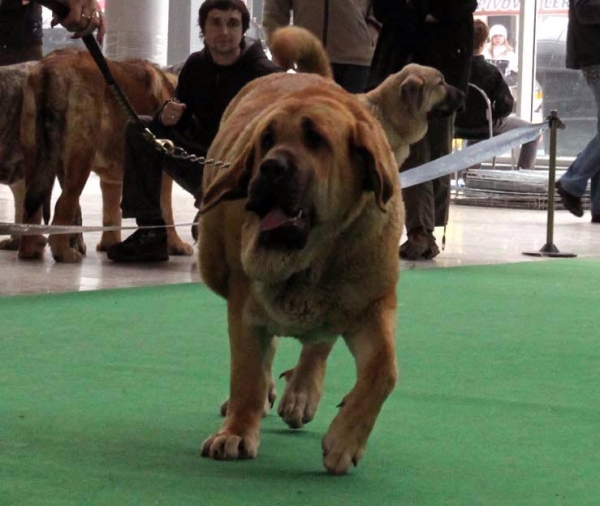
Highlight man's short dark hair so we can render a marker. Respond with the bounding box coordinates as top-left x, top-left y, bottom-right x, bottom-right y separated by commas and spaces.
473, 19, 490, 49
198, 0, 250, 34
